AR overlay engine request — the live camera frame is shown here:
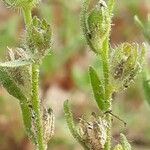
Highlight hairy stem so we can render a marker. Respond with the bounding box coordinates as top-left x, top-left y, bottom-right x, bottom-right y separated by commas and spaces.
101, 38, 112, 150
31, 64, 45, 150
22, 7, 45, 150
22, 6, 32, 27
